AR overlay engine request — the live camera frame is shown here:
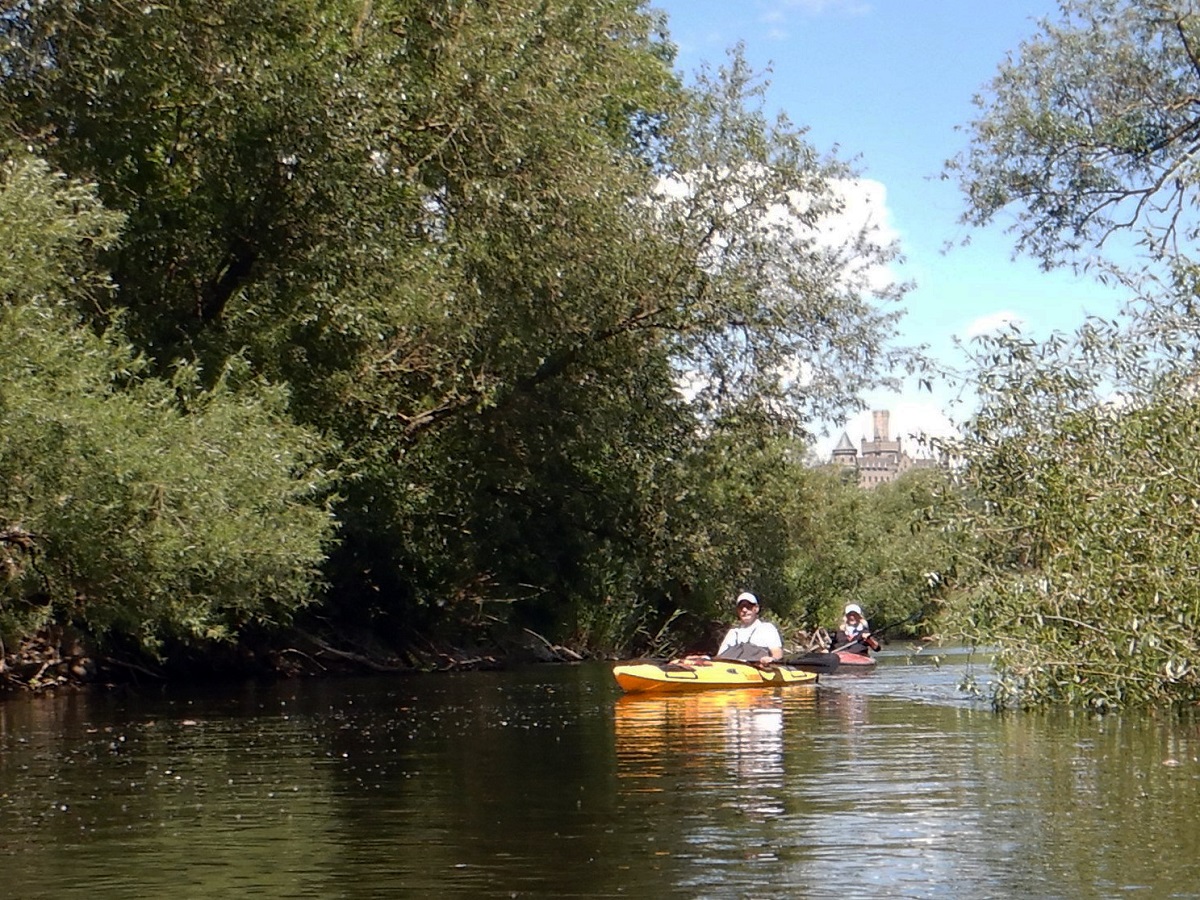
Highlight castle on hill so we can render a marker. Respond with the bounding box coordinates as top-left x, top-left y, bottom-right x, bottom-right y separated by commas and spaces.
829, 409, 937, 488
